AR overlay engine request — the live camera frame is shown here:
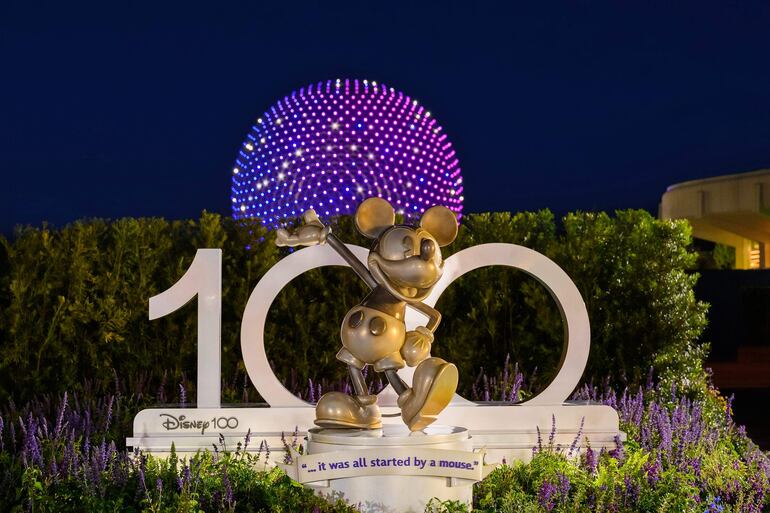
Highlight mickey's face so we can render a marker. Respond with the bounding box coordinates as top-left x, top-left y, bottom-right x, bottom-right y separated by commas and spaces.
354, 198, 458, 302
369, 226, 444, 301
